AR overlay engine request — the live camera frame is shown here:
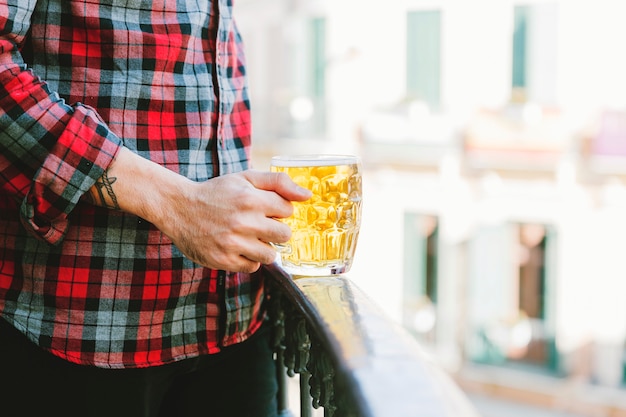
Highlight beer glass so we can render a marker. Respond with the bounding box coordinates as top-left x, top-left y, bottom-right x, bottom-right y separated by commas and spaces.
270, 155, 362, 276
